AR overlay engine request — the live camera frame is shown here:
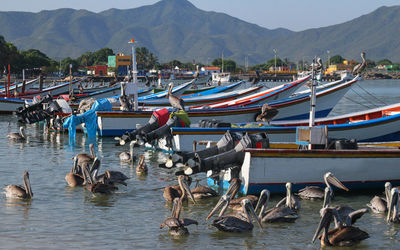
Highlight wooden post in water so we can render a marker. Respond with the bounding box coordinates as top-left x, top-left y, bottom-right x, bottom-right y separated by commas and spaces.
39, 72, 43, 91
7, 64, 10, 98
